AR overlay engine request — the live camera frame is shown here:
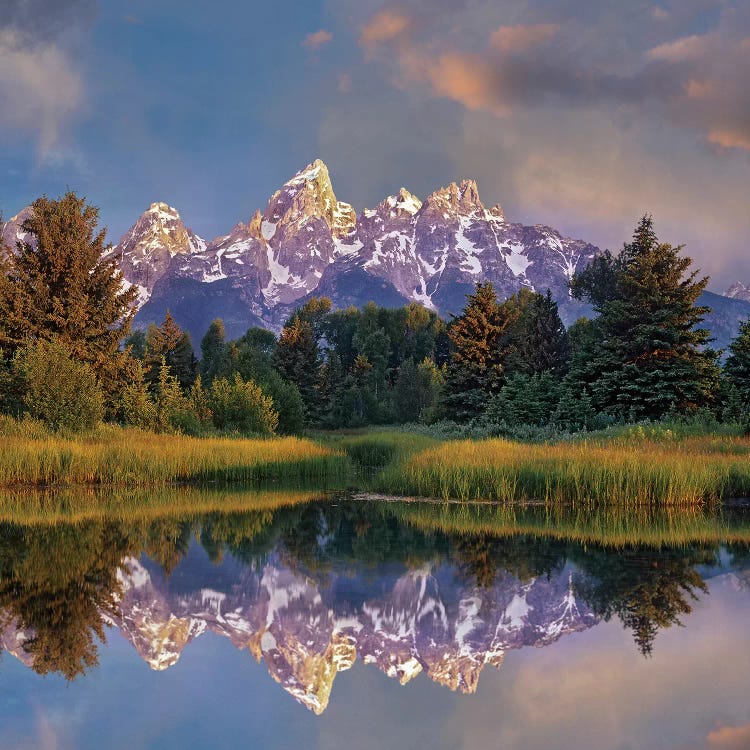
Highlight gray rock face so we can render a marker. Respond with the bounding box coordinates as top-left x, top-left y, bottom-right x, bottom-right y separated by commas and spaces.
726, 281, 750, 303
0, 206, 34, 254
